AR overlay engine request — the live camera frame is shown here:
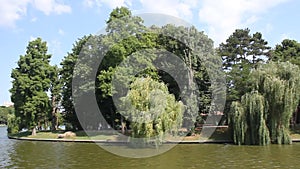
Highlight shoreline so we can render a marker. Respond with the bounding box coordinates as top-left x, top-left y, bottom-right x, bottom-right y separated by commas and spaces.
7, 135, 234, 144
8, 135, 300, 144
